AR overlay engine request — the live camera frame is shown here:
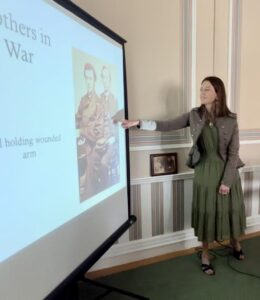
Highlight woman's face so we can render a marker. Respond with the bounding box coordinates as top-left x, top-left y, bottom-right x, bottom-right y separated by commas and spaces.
200, 80, 217, 106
